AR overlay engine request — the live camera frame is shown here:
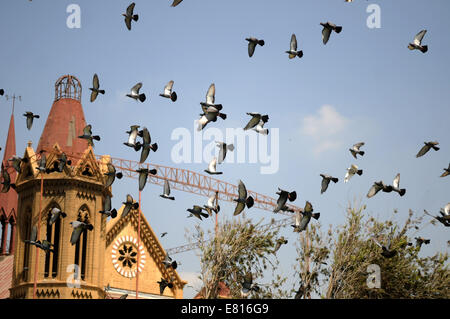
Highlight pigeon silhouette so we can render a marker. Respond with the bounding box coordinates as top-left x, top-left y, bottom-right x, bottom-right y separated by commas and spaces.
344, 164, 363, 183
136, 167, 157, 191
123, 3, 139, 30
124, 125, 142, 151
78, 125, 101, 147
160, 179, 175, 200
285, 34, 303, 59
98, 195, 117, 218
233, 180, 254, 216
273, 188, 297, 213
349, 142, 365, 159
320, 174, 339, 194
69, 221, 94, 245
89, 74, 105, 102
49, 207, 67, 226
440, 163, 450, 177
416, 141, 439, 158
121, 194, 139, 219
126, 82, 146, 102
104, 163, 123, 188
159, 80, 177, 102
321, 21, 342, 45
408, 29, 428, 53
23, 112, 40, 130
246, 37, 265, 57
187, 205, 209, 220
138, 127, 158, 164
